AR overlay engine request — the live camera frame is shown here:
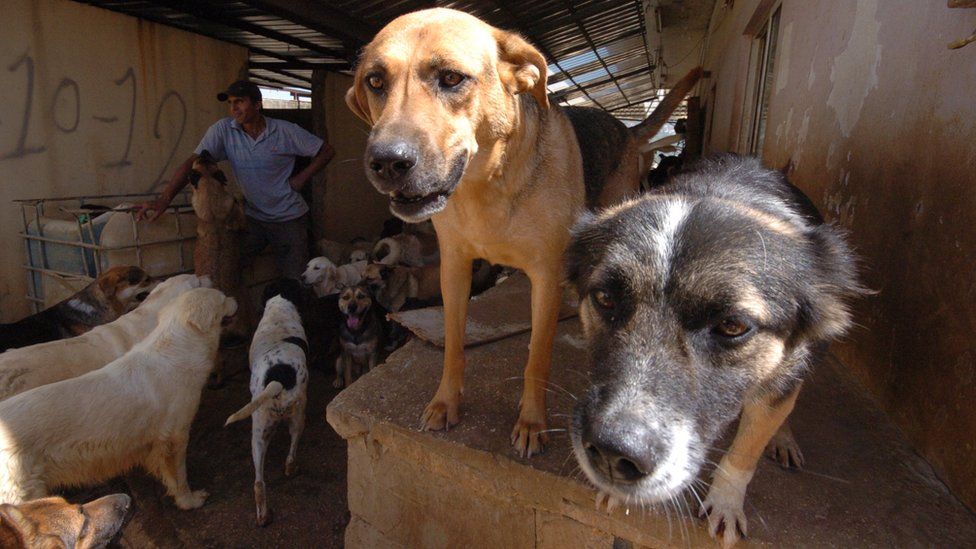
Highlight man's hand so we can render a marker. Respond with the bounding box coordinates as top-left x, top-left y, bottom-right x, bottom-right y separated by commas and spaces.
134, 195, 172, 222
289, 174, 309, 192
